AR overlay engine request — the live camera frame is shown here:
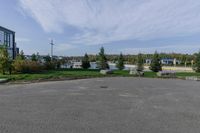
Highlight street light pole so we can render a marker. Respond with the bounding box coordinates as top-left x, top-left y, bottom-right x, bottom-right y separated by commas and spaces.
50, 39, 54, 60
